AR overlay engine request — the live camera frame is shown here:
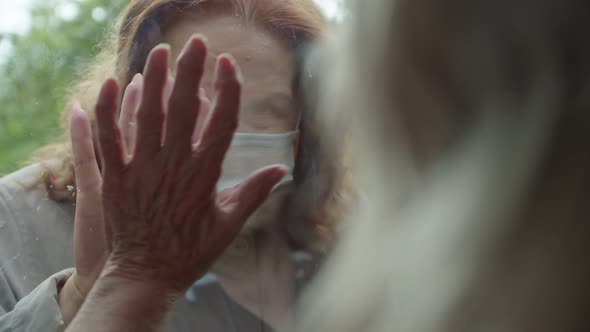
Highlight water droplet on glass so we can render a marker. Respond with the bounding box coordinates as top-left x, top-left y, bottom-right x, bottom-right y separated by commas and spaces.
23, 275, 27, 280
36, 206, 41, 212
66, 185, 75, 192
35, 237, 39, 241
0, 219, 6, 228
